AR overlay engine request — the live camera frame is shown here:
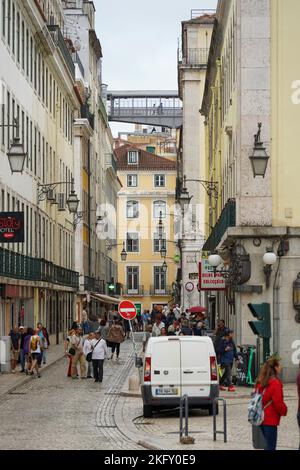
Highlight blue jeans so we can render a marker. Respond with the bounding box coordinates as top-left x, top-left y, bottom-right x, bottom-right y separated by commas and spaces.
261, 425, 278, 451
19, 349, 25, 371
